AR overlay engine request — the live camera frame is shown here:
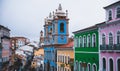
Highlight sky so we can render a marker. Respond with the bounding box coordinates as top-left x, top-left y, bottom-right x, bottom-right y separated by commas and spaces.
0, 0, 119, 42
